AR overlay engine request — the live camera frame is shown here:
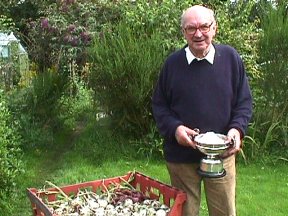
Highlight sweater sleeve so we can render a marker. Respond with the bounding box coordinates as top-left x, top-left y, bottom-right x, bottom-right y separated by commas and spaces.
228, 54, 253, 137
152, 62, 183, 139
